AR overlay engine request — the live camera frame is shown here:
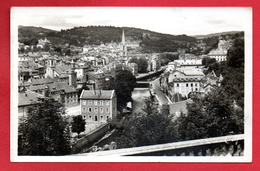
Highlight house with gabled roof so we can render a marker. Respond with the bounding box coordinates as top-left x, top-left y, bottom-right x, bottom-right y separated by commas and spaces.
18, 90, 45, 118
80, 89, 117, 122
